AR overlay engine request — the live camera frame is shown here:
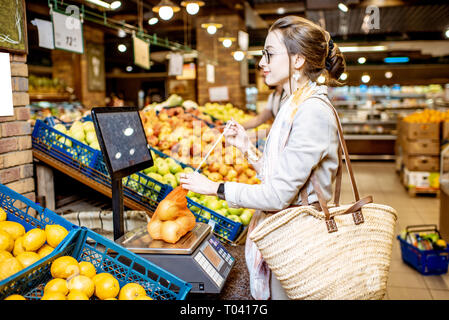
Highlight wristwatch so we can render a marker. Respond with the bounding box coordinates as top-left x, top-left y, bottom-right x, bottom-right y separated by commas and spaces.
217, 183, 225, 200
